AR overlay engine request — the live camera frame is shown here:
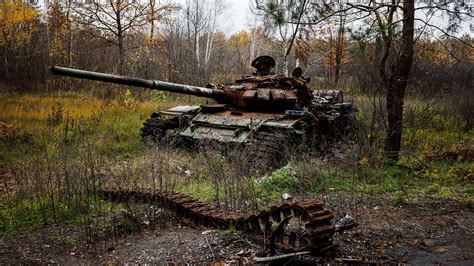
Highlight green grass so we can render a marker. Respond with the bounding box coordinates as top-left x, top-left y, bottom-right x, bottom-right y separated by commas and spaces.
290, 159, 473, 203
178, 181, 216, 201
0, 193, 116, 237
351, 94, 474, 153
54, 235, 79, 246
